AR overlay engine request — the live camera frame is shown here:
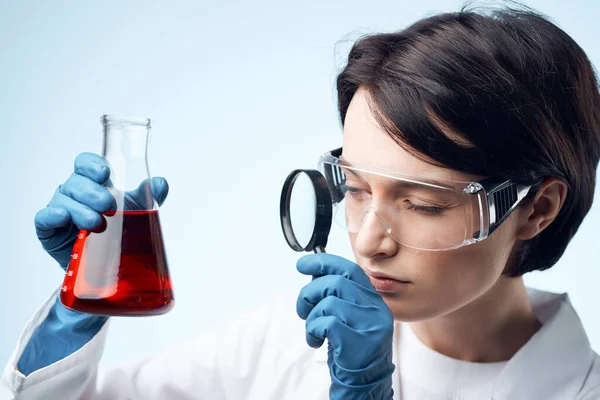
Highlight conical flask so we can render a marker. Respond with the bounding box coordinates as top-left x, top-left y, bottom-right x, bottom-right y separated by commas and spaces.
60, 115, 174, 316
